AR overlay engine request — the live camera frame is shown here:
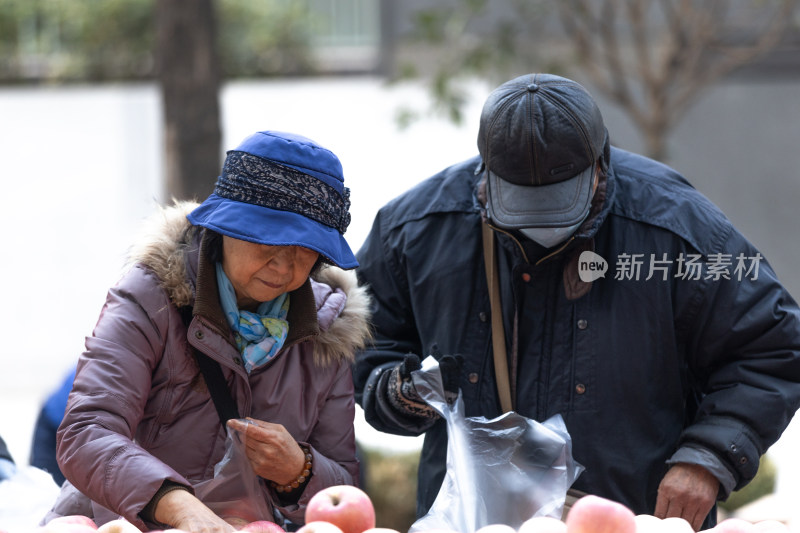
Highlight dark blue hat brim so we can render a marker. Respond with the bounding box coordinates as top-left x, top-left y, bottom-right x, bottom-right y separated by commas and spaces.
187, 194, 358, 270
